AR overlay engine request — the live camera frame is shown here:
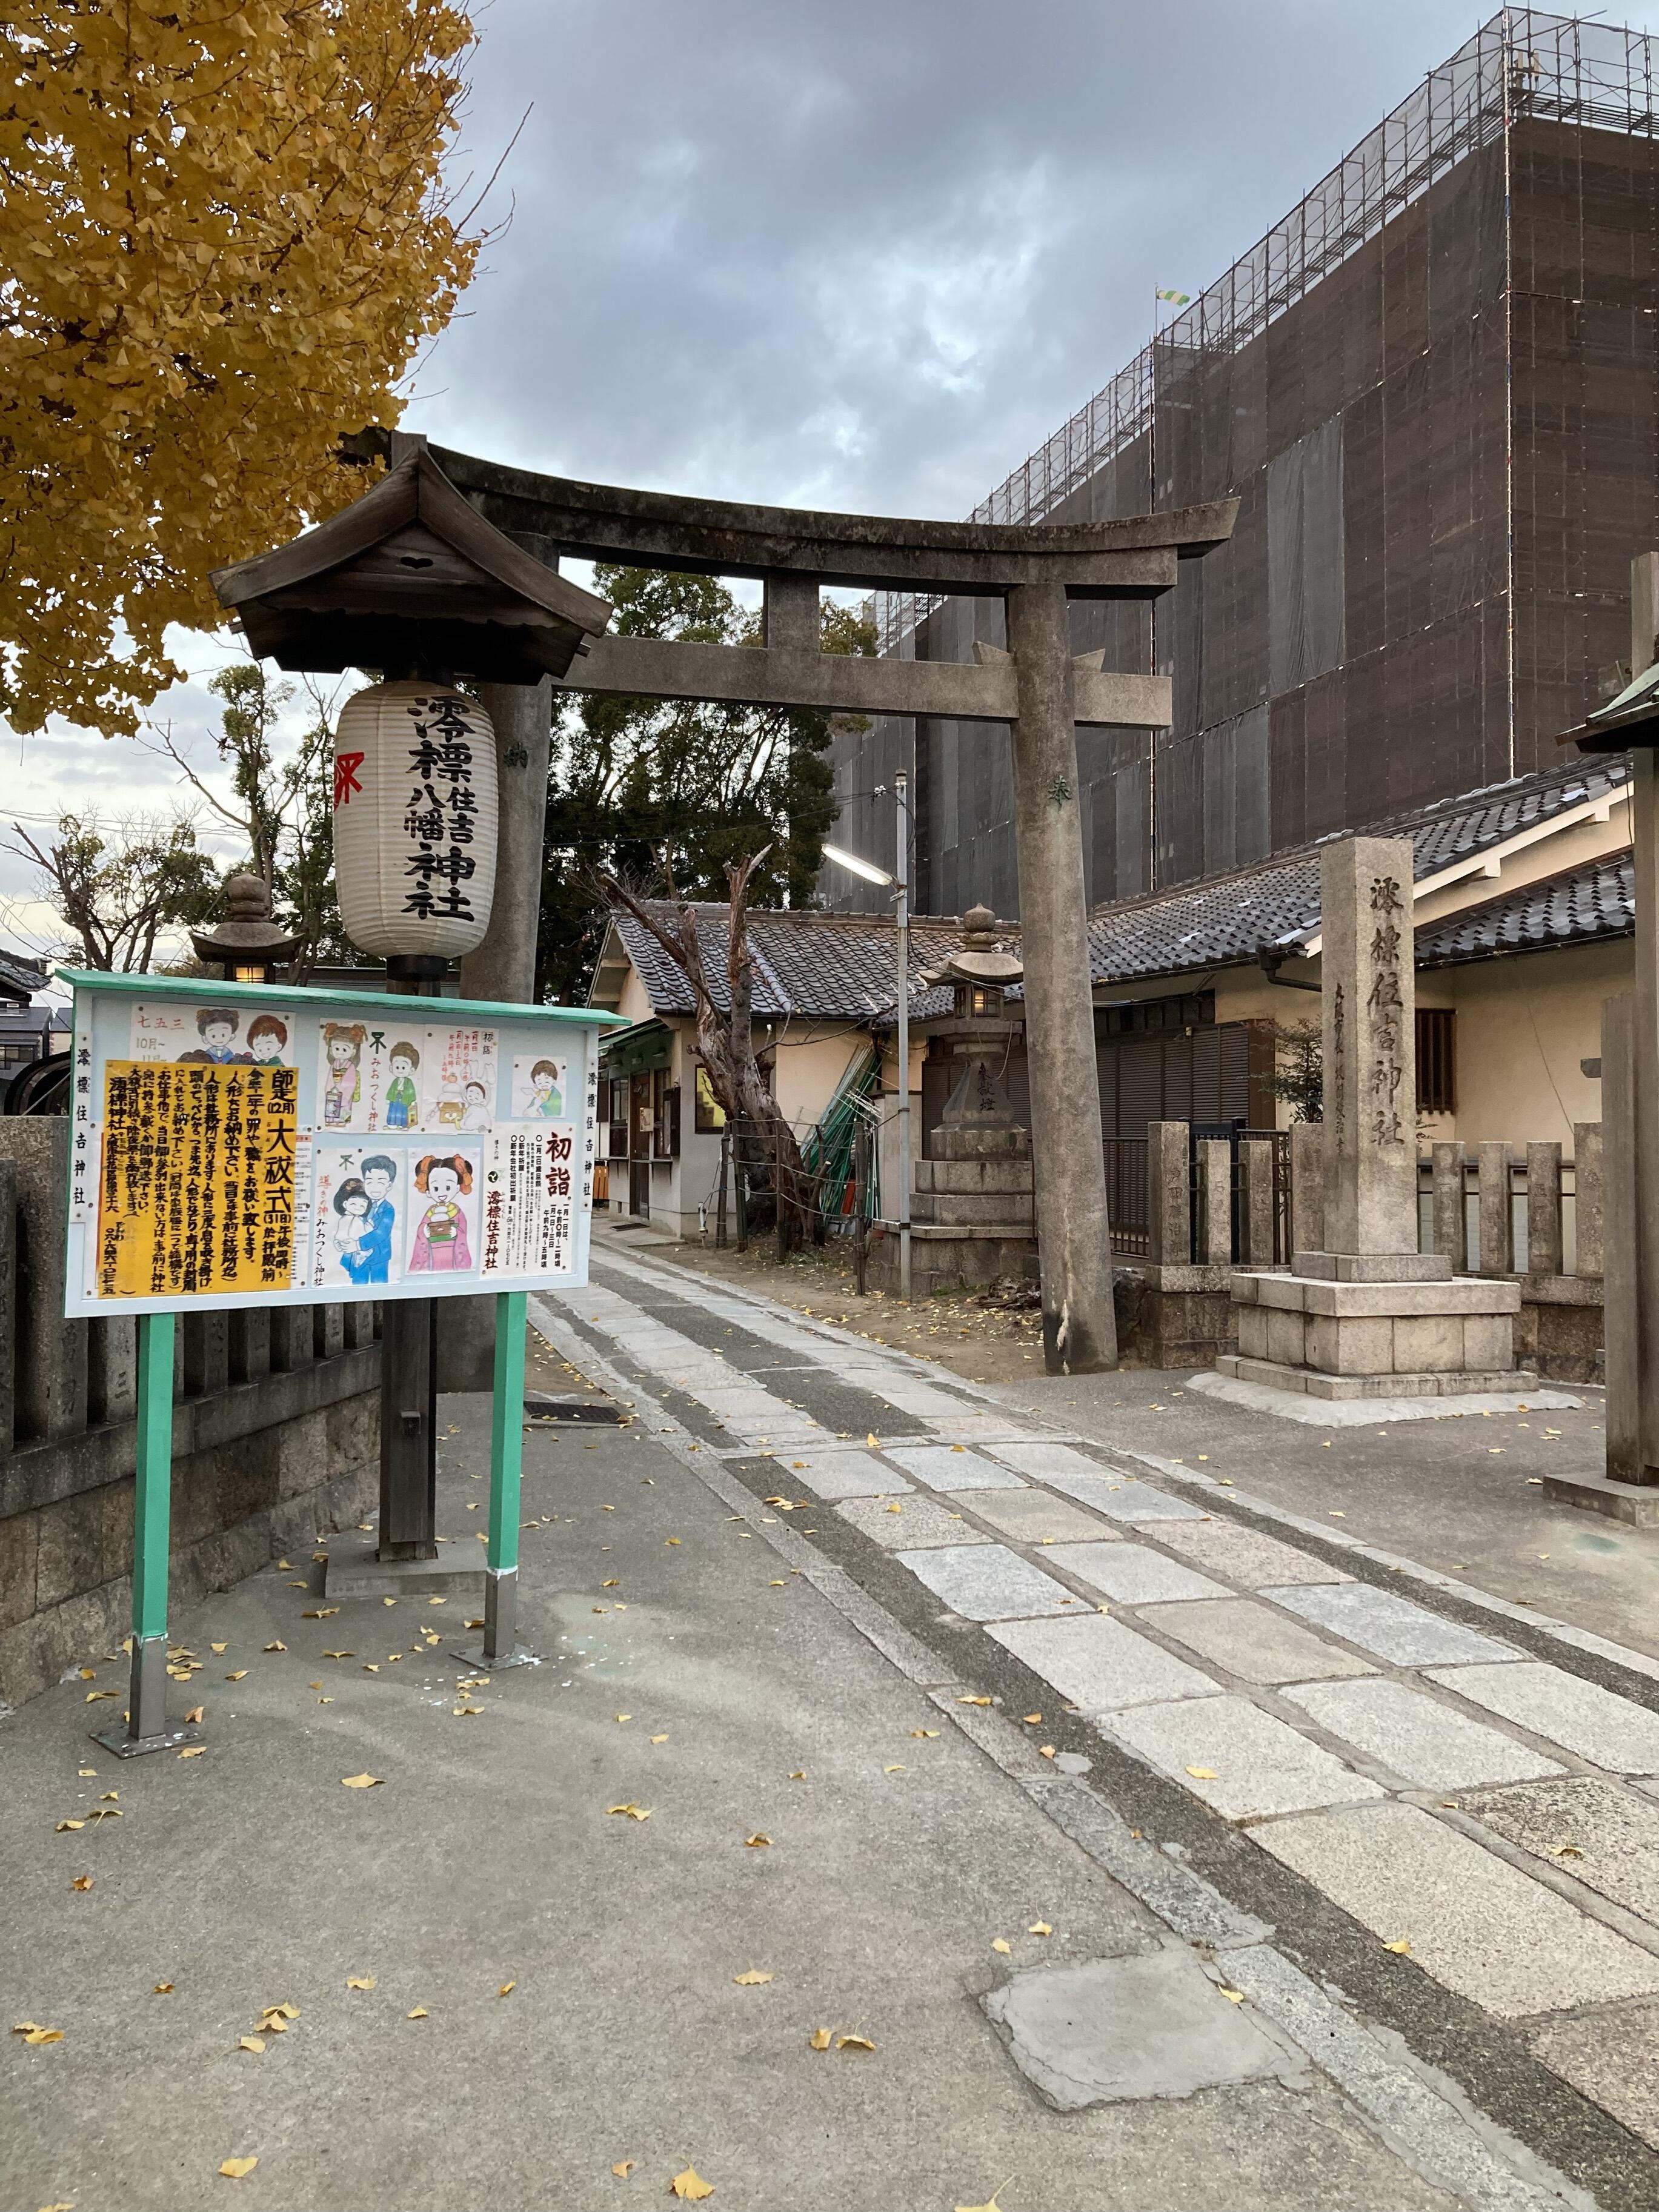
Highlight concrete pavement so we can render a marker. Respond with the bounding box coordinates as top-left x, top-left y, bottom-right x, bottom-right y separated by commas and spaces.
5, 1246, 1659, 2208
